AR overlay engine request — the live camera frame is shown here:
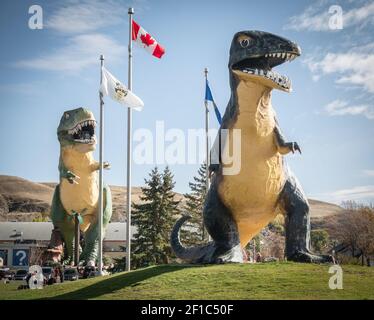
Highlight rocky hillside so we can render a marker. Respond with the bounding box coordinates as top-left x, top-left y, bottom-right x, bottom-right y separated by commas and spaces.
0, 175, 343, 222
